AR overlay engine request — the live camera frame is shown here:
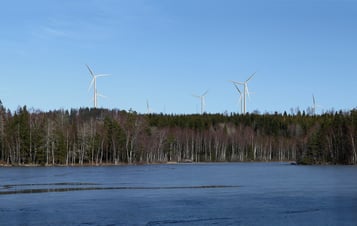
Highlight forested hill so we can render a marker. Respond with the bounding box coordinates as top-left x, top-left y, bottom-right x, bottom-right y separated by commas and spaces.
0, 103, 356, 166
